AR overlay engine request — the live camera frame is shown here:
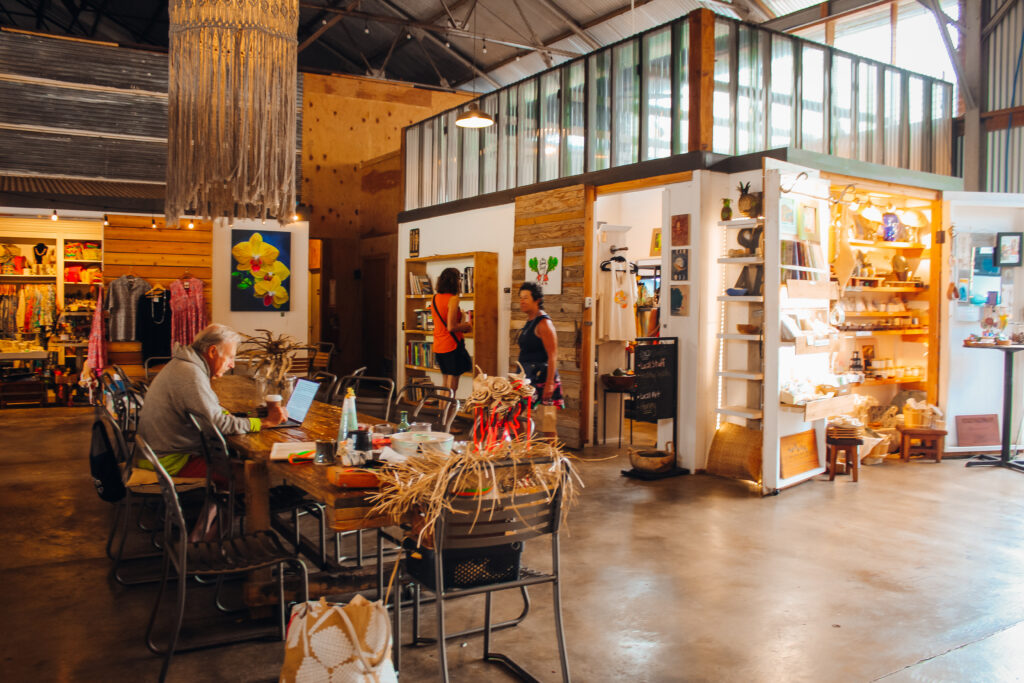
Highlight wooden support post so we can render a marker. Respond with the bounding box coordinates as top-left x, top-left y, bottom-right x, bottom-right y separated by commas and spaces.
688, 8, 716, 153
